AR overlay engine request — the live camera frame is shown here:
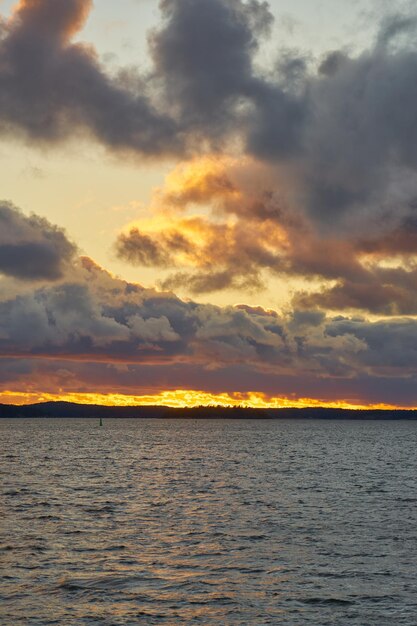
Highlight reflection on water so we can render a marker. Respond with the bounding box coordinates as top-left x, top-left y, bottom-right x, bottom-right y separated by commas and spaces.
1, 418, 417, 624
